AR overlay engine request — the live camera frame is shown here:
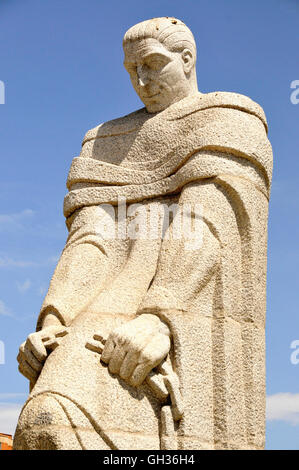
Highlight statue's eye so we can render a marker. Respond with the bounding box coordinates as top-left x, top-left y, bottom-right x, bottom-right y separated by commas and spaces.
129, 66, 137, 74
124, 63, 137, 74
148, 59, 163, 70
